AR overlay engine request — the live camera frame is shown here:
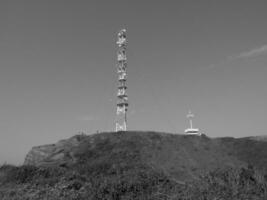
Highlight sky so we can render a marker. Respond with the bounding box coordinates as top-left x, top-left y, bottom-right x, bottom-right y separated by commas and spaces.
0, 0, 267, 164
